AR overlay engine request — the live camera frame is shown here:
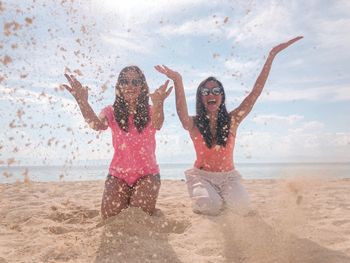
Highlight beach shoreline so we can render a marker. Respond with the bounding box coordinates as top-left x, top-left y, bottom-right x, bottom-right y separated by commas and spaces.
1, 178, 350, 262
